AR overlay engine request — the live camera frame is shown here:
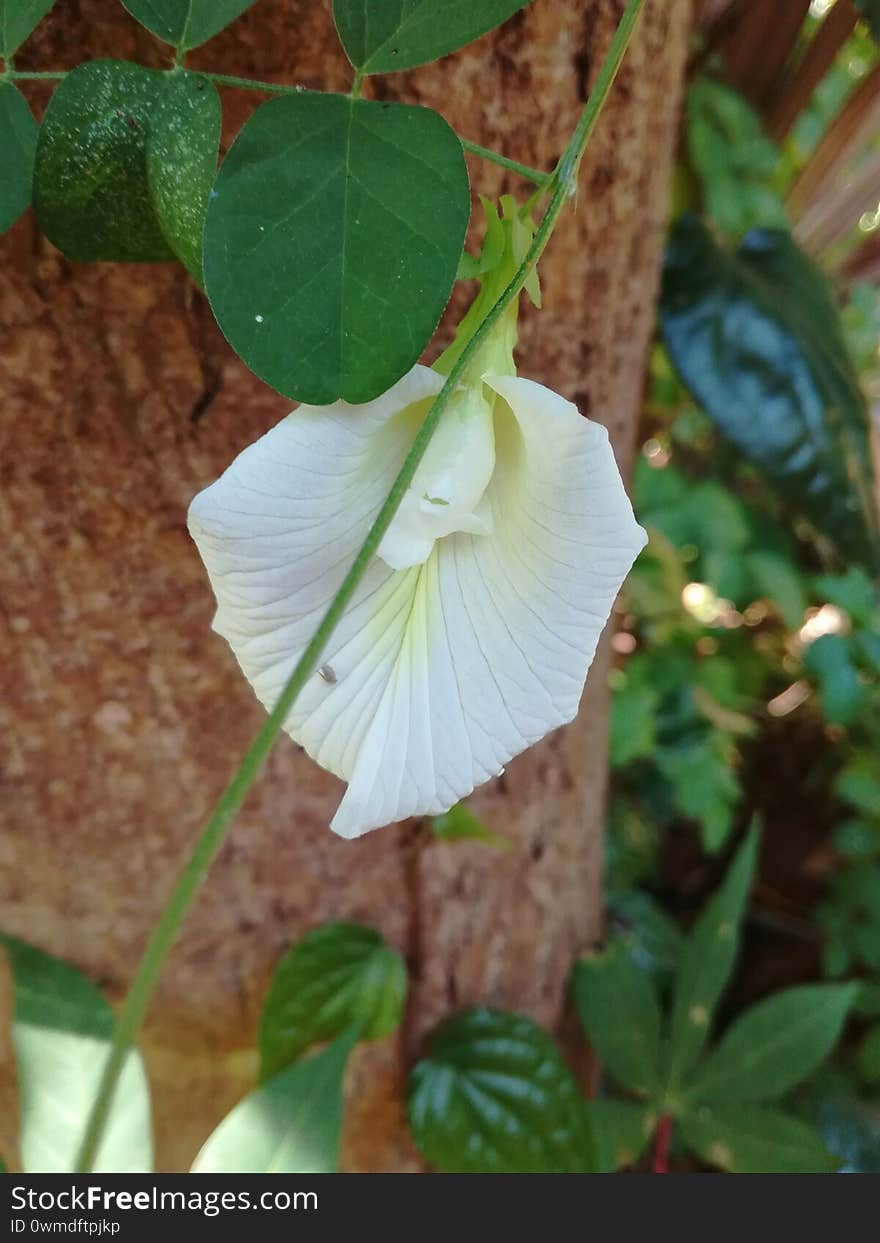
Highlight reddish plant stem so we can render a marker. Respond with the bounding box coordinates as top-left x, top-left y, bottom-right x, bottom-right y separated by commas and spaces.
652, 1113, 673, 1173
